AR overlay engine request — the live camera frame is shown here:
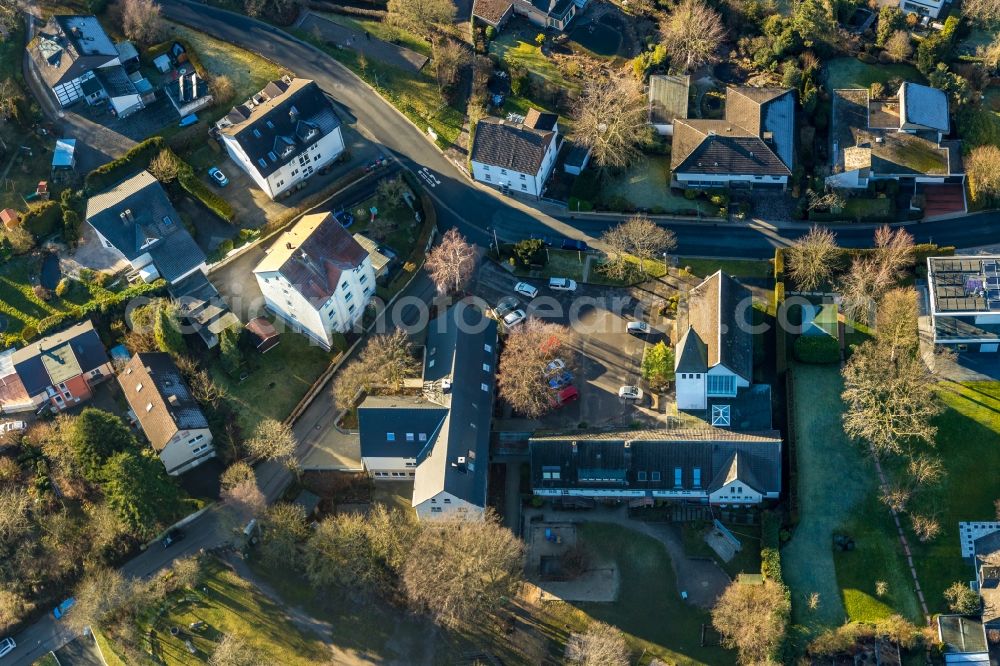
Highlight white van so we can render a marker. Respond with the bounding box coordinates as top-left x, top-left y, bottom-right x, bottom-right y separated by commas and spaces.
0, 636, 16, 658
